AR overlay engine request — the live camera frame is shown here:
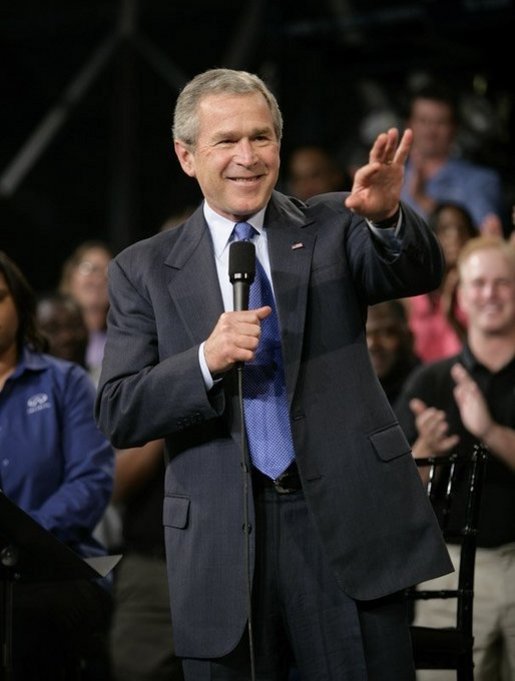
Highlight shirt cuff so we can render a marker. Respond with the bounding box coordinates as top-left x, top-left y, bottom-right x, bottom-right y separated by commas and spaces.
365, 206, 403, 253
198, 342, 214, 391
366, 205, 402, 232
